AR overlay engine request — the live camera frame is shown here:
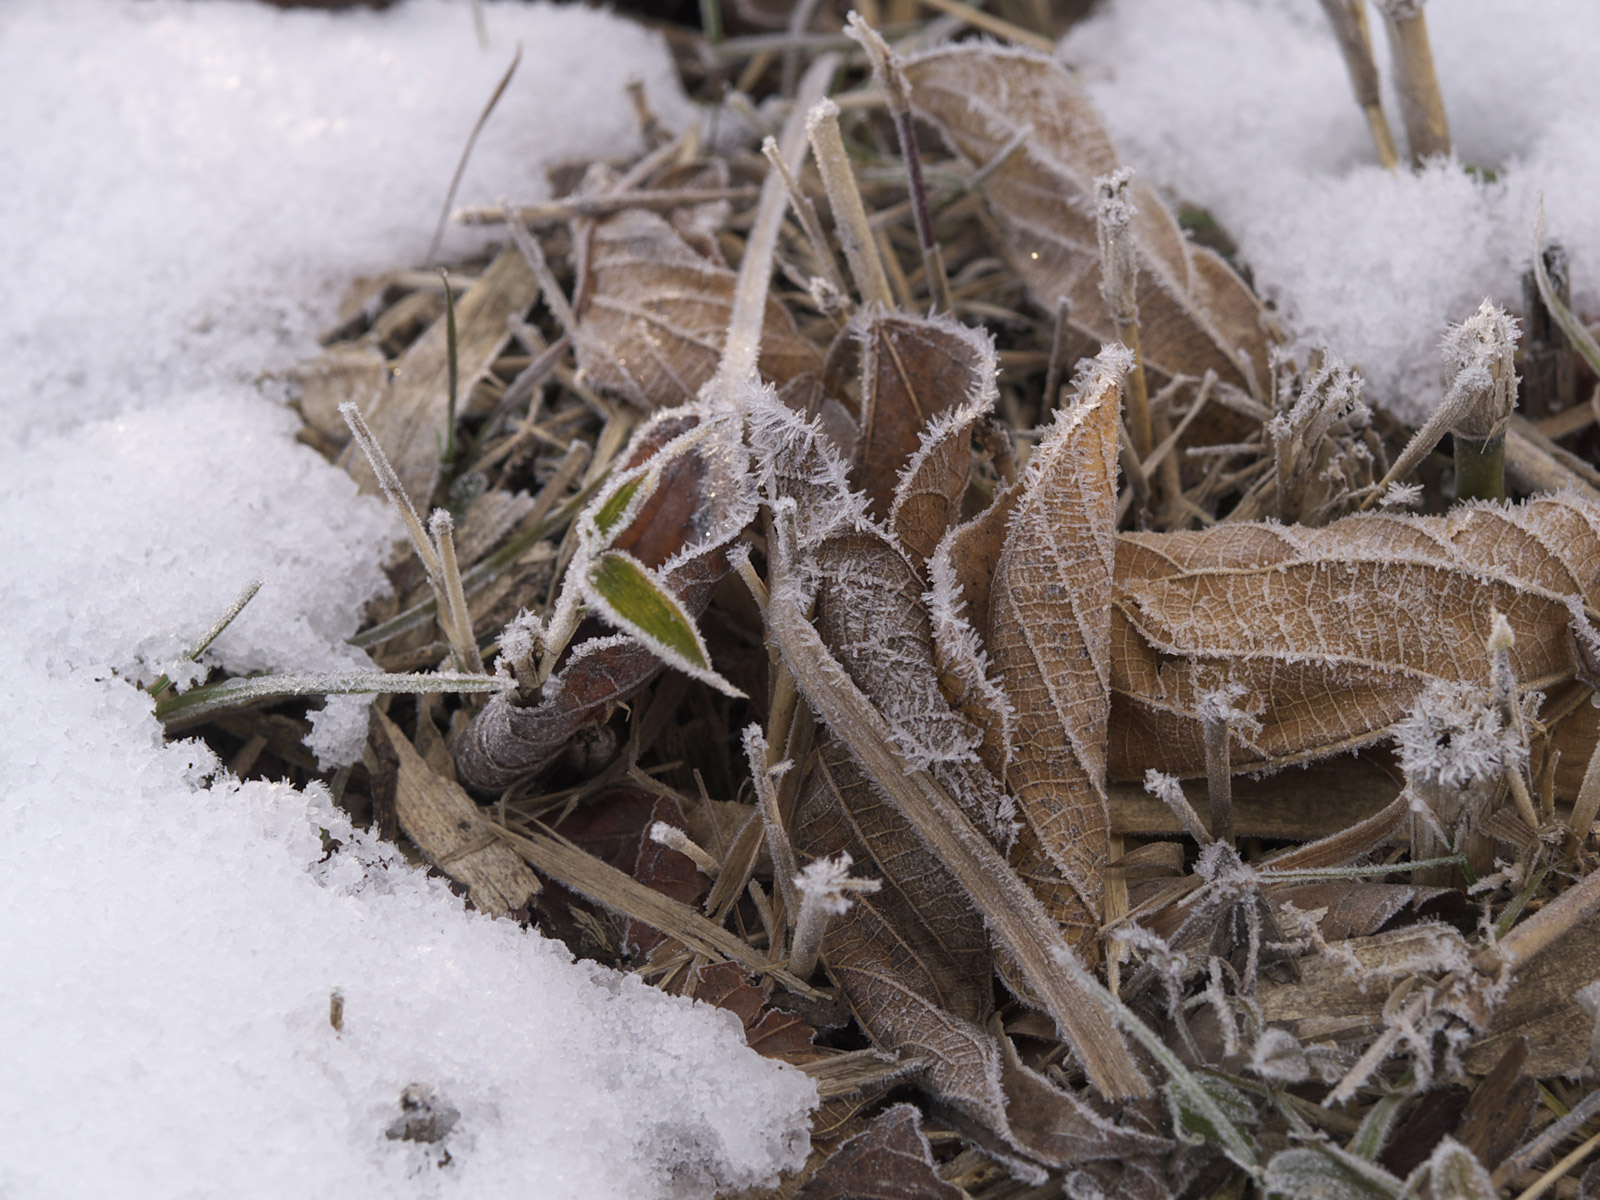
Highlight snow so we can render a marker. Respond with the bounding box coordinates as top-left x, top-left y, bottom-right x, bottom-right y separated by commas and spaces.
0, 1, 813, 1196
1061, 0, 1600, 424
